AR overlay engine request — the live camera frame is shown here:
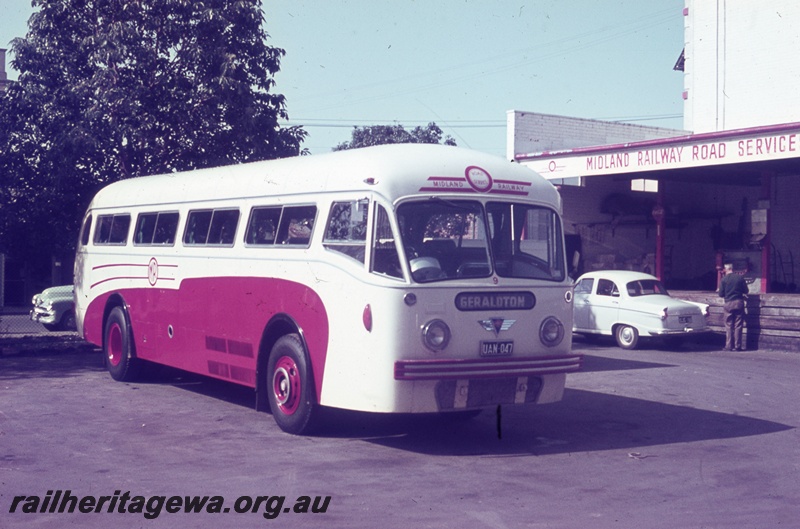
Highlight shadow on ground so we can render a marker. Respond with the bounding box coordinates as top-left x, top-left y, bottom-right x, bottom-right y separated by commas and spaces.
3, 336, 792, 458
